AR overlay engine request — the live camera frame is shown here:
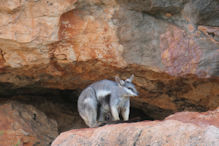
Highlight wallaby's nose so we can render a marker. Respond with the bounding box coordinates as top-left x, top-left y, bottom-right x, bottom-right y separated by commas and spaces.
134, 92, 138, 96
